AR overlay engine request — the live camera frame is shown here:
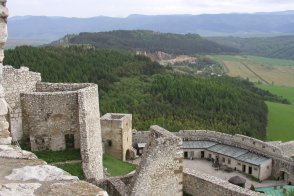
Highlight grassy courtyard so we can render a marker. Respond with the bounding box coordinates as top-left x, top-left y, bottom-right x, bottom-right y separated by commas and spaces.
34, 149, 137, 179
